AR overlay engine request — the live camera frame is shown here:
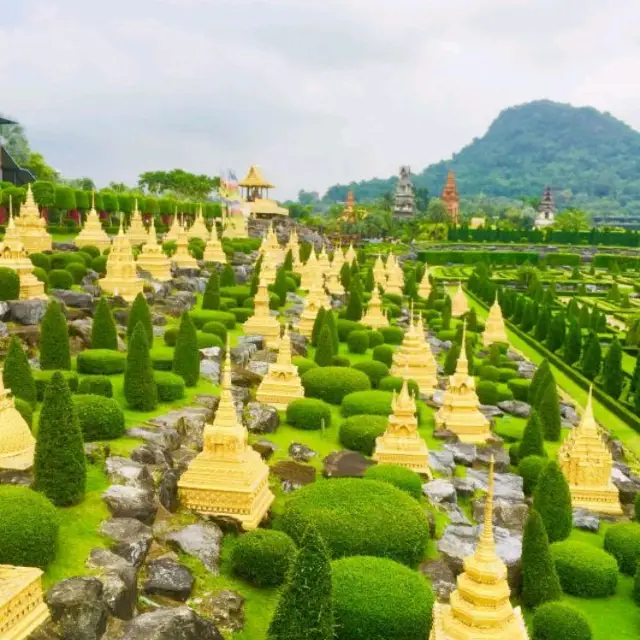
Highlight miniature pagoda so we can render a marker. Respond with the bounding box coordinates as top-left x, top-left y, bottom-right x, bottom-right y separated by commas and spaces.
14, 184, 52, 253
451, 283, 469, 317
259, 223, 284, 266
298, 271, 328, 338
418, 264, 432, 298
341, 190, 357, 223
0, 565, 50, 640
136, 217, 172, 282
384, 252, 404, 296
188, 205, 209, 239
345, 243, 357, 264
393, 166, 416, 219
285, 227, 302, 268
430, 458, 529, 640
325, 267, 345, 296
256, 326, 304, 410
178, 345, 274, 530
317, 244, 331, 274
435, 324, 490, 443
300, 246, 319, 291
239, 165, 288, 218
165, 212, 182, 242
222, 205, 249, 239
441, 169, 460, 225
127, 200, 149, 246
558, 387, 622, 515
534, 186, 556, 229
101, 217, 144, 301
372, 254, 387, 289
373, 372, 431, 476
172, 223, 198, 270
75, 194, 110, 252
203, 220, 226, 264
362, 286, 389, 329
0, 372, 36, 471
243, 275, 281, 349
0, 216, 47, 300
482, 295, 508, 346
